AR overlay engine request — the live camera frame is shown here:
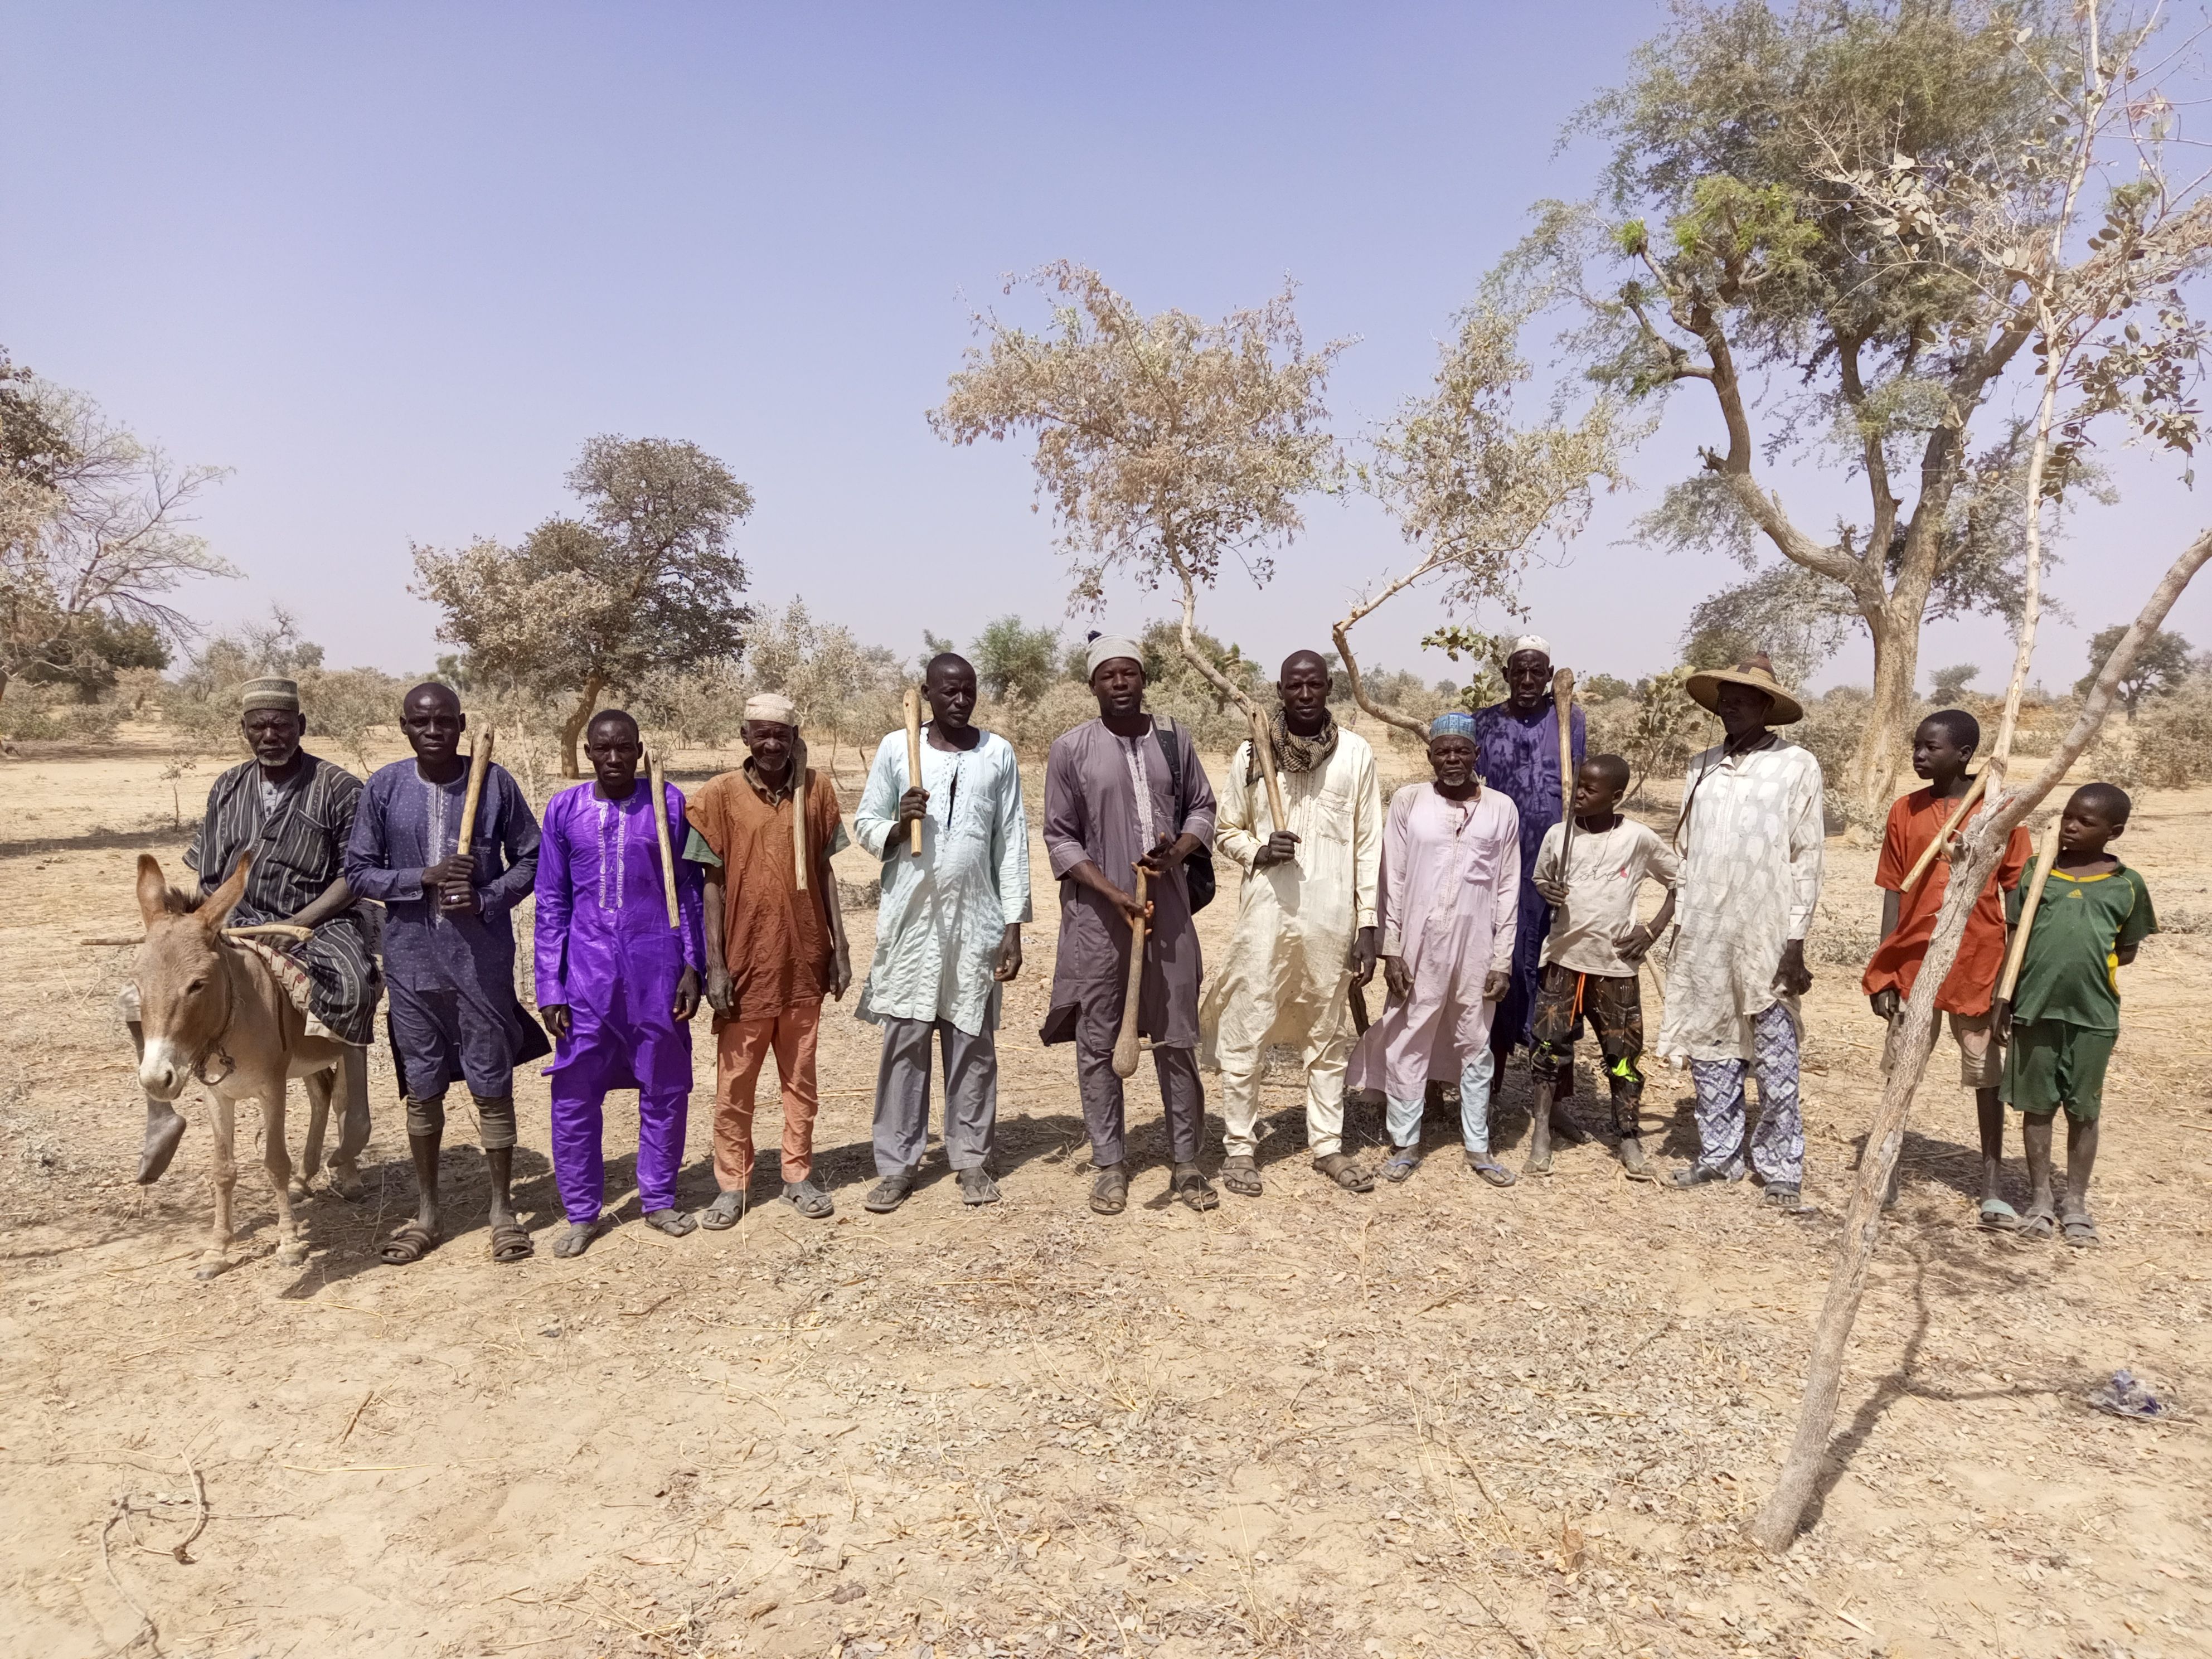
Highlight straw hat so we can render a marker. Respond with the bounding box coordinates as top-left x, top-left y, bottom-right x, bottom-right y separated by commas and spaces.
1685, 653, 1804, 725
